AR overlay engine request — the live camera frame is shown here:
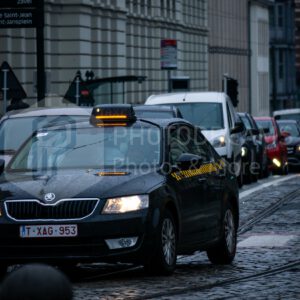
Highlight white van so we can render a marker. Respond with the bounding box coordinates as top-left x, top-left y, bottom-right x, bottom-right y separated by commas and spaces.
145, 92, 243, 179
